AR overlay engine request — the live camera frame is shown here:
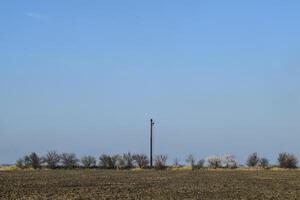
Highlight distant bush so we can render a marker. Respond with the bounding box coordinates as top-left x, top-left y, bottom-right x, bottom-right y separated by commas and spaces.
196, 159, 205, 168
223, 154, 237, 169
99, 154, 128, 169
13, 151, 299, 170
16, 158, 25, 169
111, 155, 121, 169
207, 156, 222, 168
259, 158, 269, 169
185, 154, 196, 168
278, 153, 298, 169
133, 154, 149, 168
154, 155, 168, 169
24, 156, 31, 168
114, 155, 126, 170
246, 152, 259, 167
81, 156, 96, 168
43, 151, 60, 169
61, 153, 79, 169
23, 152, 42, 169
99, 154, 114, 169
123, 152, 134, 169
